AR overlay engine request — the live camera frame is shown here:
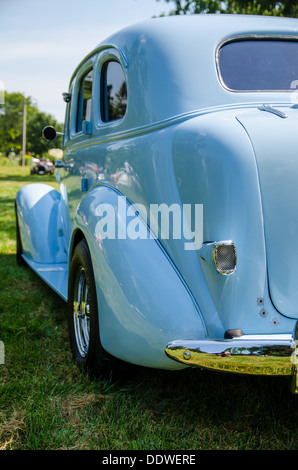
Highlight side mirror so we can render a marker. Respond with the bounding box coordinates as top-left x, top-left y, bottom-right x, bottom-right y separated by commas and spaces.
42, 126, 57, 141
